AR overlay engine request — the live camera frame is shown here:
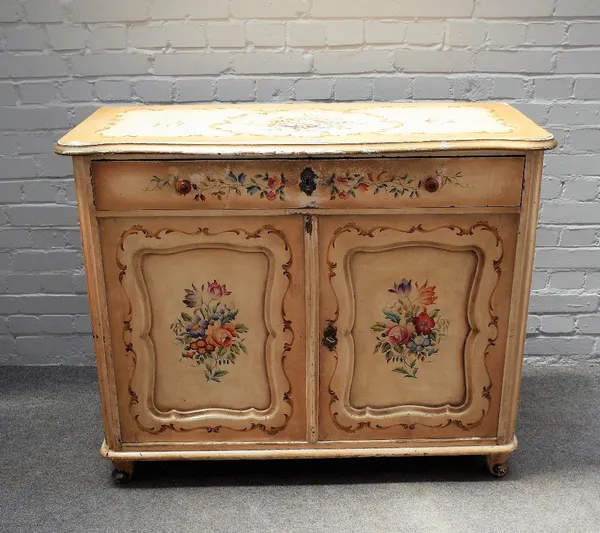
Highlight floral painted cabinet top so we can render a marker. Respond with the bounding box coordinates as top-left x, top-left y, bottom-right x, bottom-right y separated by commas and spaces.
56, 102, 555, 481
